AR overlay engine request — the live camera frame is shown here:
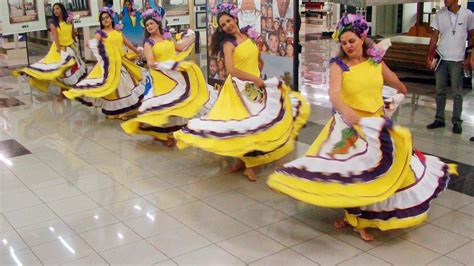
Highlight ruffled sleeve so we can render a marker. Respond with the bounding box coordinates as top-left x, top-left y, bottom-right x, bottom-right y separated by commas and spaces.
144, 38, 155, 46
330, 57, 350, 72
95, 30, 108, 39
